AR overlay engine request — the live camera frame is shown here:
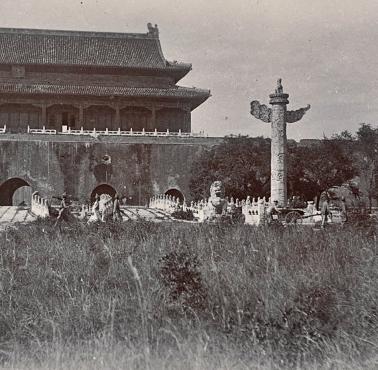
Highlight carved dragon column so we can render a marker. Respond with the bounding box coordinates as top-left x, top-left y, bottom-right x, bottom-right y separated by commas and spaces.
250, 79, 310, 207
